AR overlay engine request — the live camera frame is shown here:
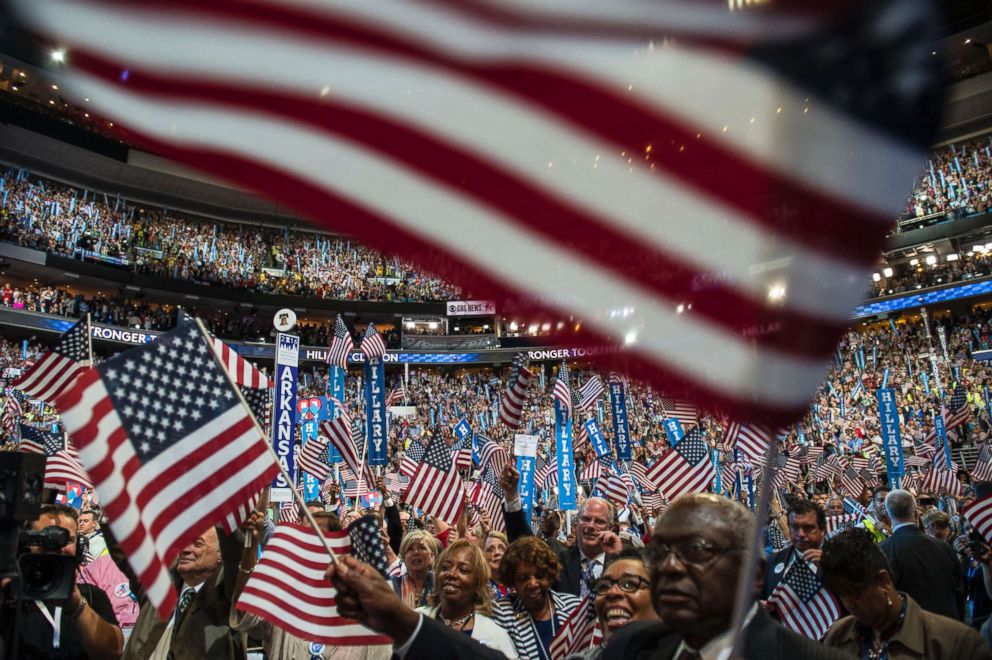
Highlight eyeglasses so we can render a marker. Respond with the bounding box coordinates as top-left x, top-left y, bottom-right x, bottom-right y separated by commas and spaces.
592, 575, 650, 596
645, 538, 737, 568
578, 514, 611, 528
